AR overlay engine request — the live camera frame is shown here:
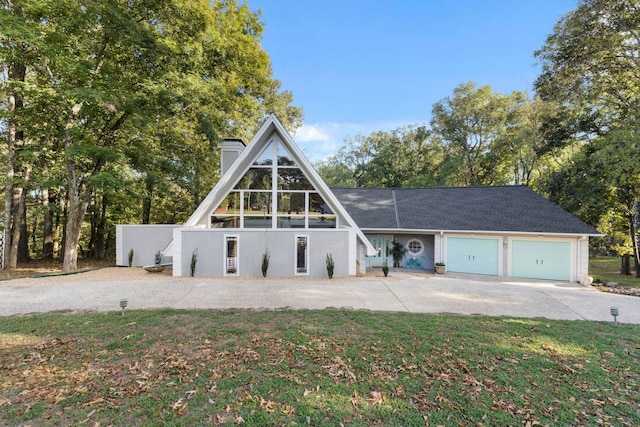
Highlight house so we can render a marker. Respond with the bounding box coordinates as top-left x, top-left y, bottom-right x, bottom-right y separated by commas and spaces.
333, 186, 600, 282
116, 114, 600, 282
